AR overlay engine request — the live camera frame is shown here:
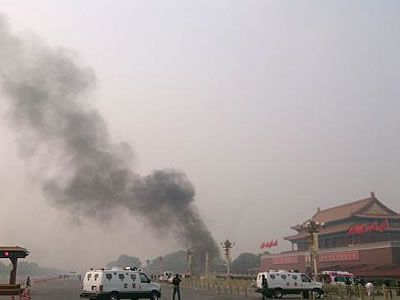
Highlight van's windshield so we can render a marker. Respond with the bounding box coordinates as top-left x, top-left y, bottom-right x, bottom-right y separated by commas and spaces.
140, 273, 150, 283
301, 274, 311, 282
